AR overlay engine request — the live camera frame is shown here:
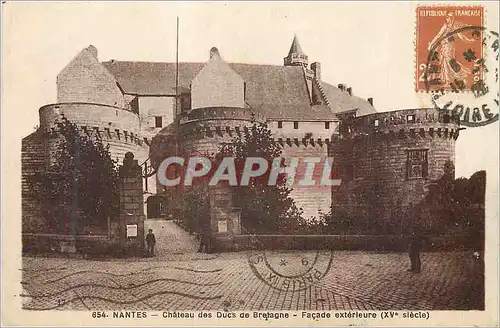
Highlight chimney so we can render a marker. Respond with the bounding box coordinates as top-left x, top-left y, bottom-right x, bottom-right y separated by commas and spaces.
368, 97, 374, 106
338, 84, 345, 92
86, 45, 98, 59
347, 87, 352, 96
311, 62, 321, 80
